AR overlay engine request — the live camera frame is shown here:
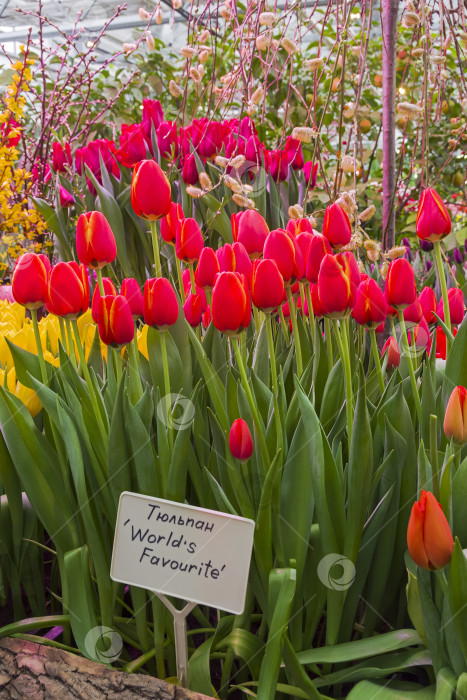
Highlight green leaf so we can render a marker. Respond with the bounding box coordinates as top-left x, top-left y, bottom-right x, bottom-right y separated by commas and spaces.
257, 567, 296, 700
297, 630, 423, 665
346, 680, 435, 699
62, 545, 99, 659
448, 538, 467, 661
444, 315, 467, 400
